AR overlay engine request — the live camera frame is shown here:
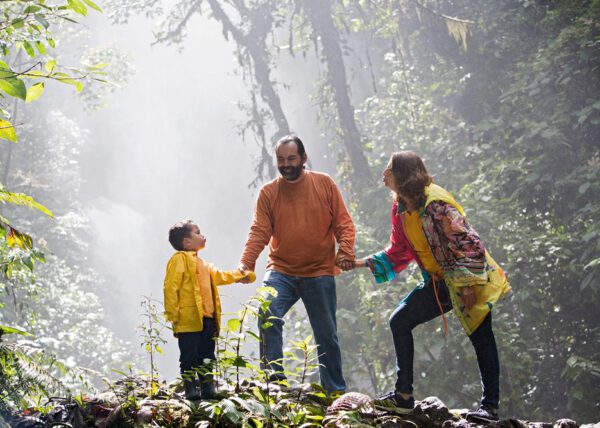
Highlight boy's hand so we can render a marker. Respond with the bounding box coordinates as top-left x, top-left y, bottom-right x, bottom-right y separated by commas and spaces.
237, 263, 254, 283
